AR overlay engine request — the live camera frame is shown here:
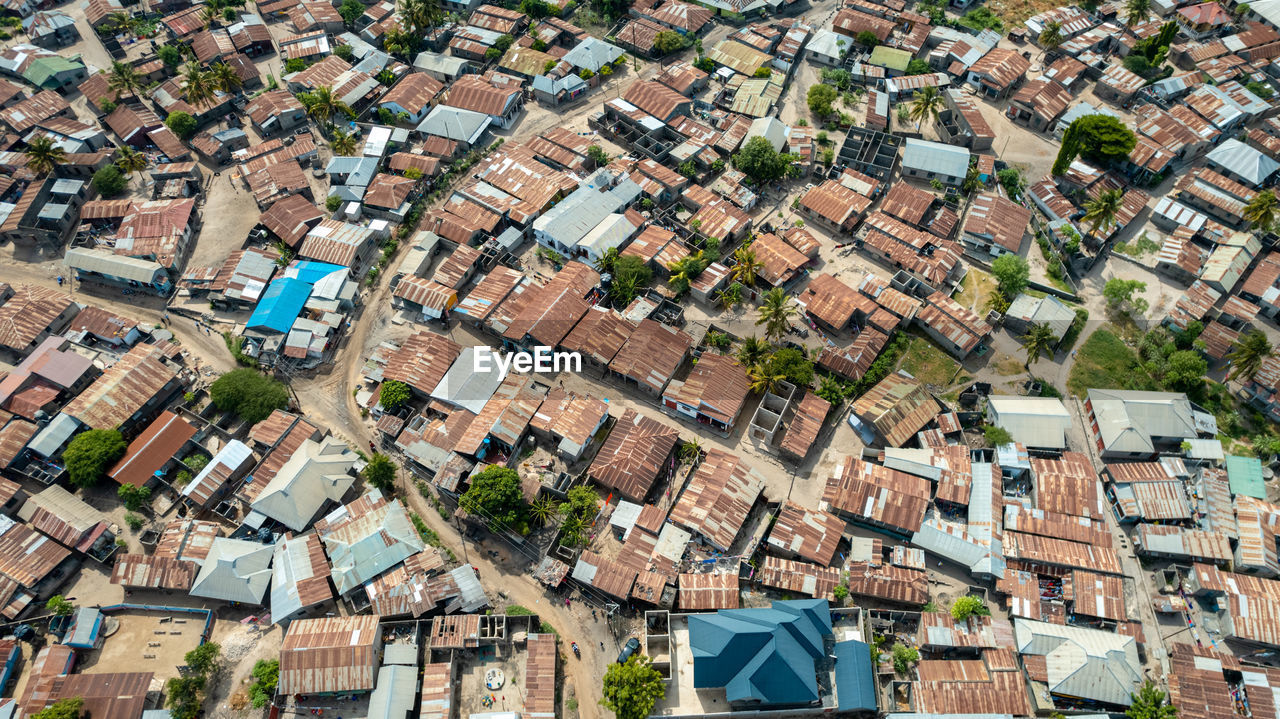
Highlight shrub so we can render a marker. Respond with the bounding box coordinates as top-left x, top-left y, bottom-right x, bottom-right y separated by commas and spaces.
950, 595, 990, 622
379, 379, 412, 410
326, 195, 343, 211
125, 513, 144, 531
248, 659, 279, 708
209, 369, 290, 424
